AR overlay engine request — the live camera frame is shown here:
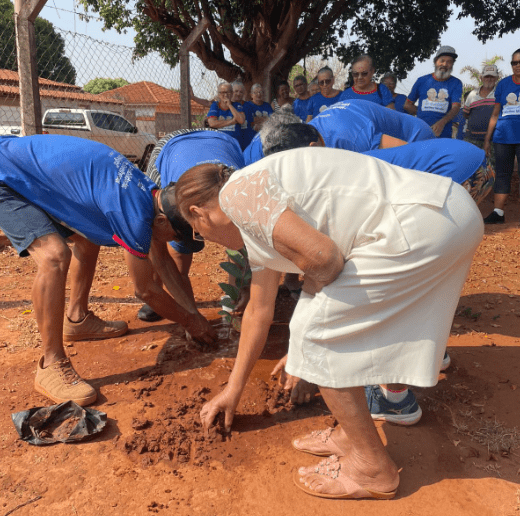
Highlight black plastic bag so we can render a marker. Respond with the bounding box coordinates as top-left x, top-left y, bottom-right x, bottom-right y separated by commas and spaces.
11, 400, 107, 445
